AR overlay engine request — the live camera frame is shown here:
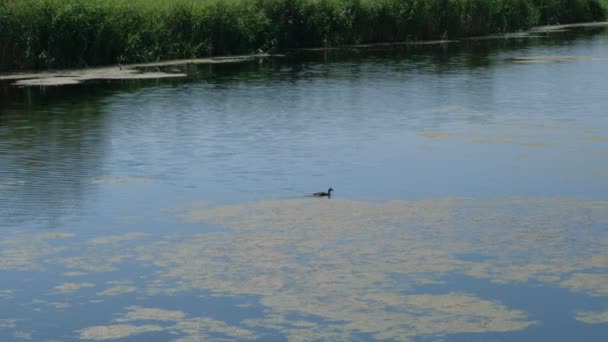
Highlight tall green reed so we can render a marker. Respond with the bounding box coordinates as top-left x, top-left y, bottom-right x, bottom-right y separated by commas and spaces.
0, 0, 605, 70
